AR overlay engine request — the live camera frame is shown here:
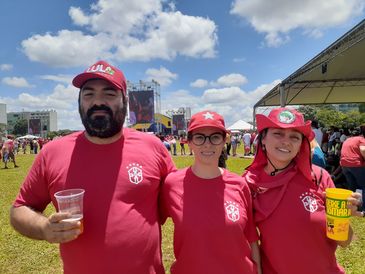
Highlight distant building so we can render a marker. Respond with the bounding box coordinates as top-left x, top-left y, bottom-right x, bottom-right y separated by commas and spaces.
7, 110, 57, 137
